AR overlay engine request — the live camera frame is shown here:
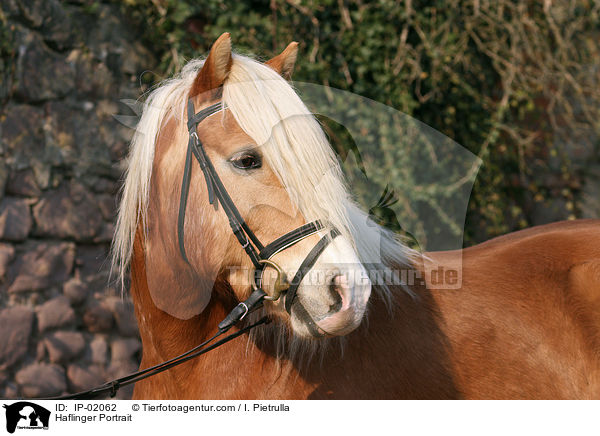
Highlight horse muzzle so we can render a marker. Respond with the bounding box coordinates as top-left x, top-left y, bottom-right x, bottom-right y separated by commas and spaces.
280, 236, 372, 338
